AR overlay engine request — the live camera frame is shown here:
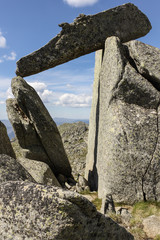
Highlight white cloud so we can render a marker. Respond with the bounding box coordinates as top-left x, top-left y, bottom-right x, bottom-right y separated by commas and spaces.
3, 51, 17, 61
0, 32, 6, 48
0, 101, 5, 104
40, 89, 53, 103
63, 0, 98, 7
27, 81, 54, 103
6, 87, 13, 99
55, 93, 92, 107
28, 82, 47, 92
